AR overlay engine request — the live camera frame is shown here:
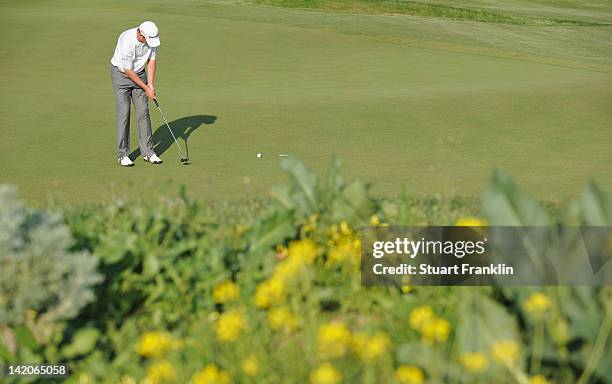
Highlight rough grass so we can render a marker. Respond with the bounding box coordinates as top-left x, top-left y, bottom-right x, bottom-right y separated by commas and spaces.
252, 0, 606, 25
63, 193, 563, 227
